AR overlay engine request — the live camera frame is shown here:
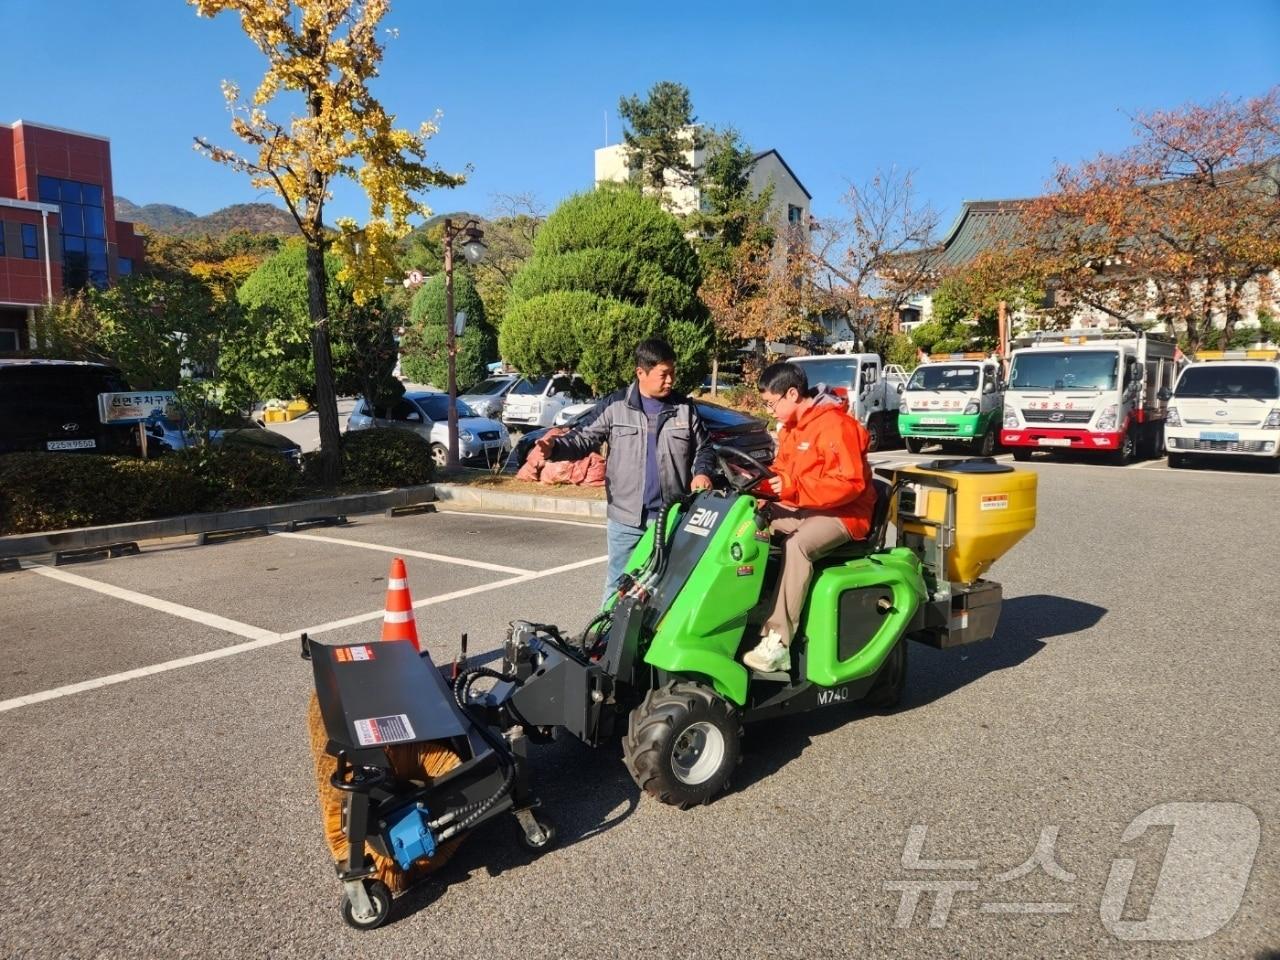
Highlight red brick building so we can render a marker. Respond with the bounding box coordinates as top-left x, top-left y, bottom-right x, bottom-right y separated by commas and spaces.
0, 120, 144, 351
